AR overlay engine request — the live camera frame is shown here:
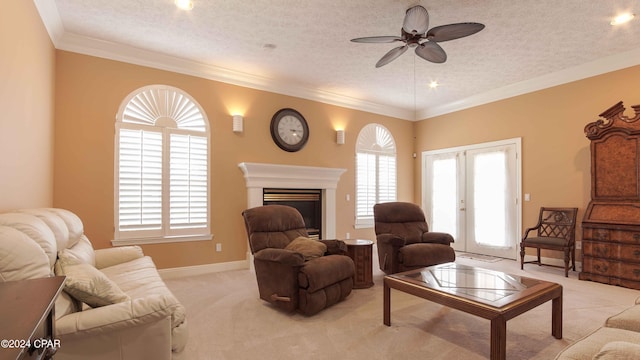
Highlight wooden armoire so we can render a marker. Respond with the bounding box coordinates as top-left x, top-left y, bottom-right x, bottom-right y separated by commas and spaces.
581, 101, 640, 290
